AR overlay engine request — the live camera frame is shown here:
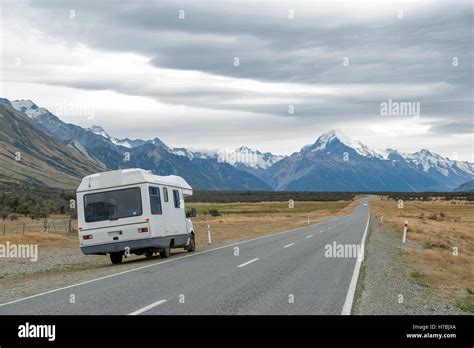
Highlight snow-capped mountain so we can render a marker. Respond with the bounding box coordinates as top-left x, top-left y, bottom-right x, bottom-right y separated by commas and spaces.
87, 125, 169, 149
389, 149, 474, 177
384, 149, 474, 190
171, 145, 285, 177
264, 130, 473, 191
224, 146, 285, 169
10, 100, 48, 119
2, 97, 472, 192
1, 98, 270, 190
302, 129, 383, 159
